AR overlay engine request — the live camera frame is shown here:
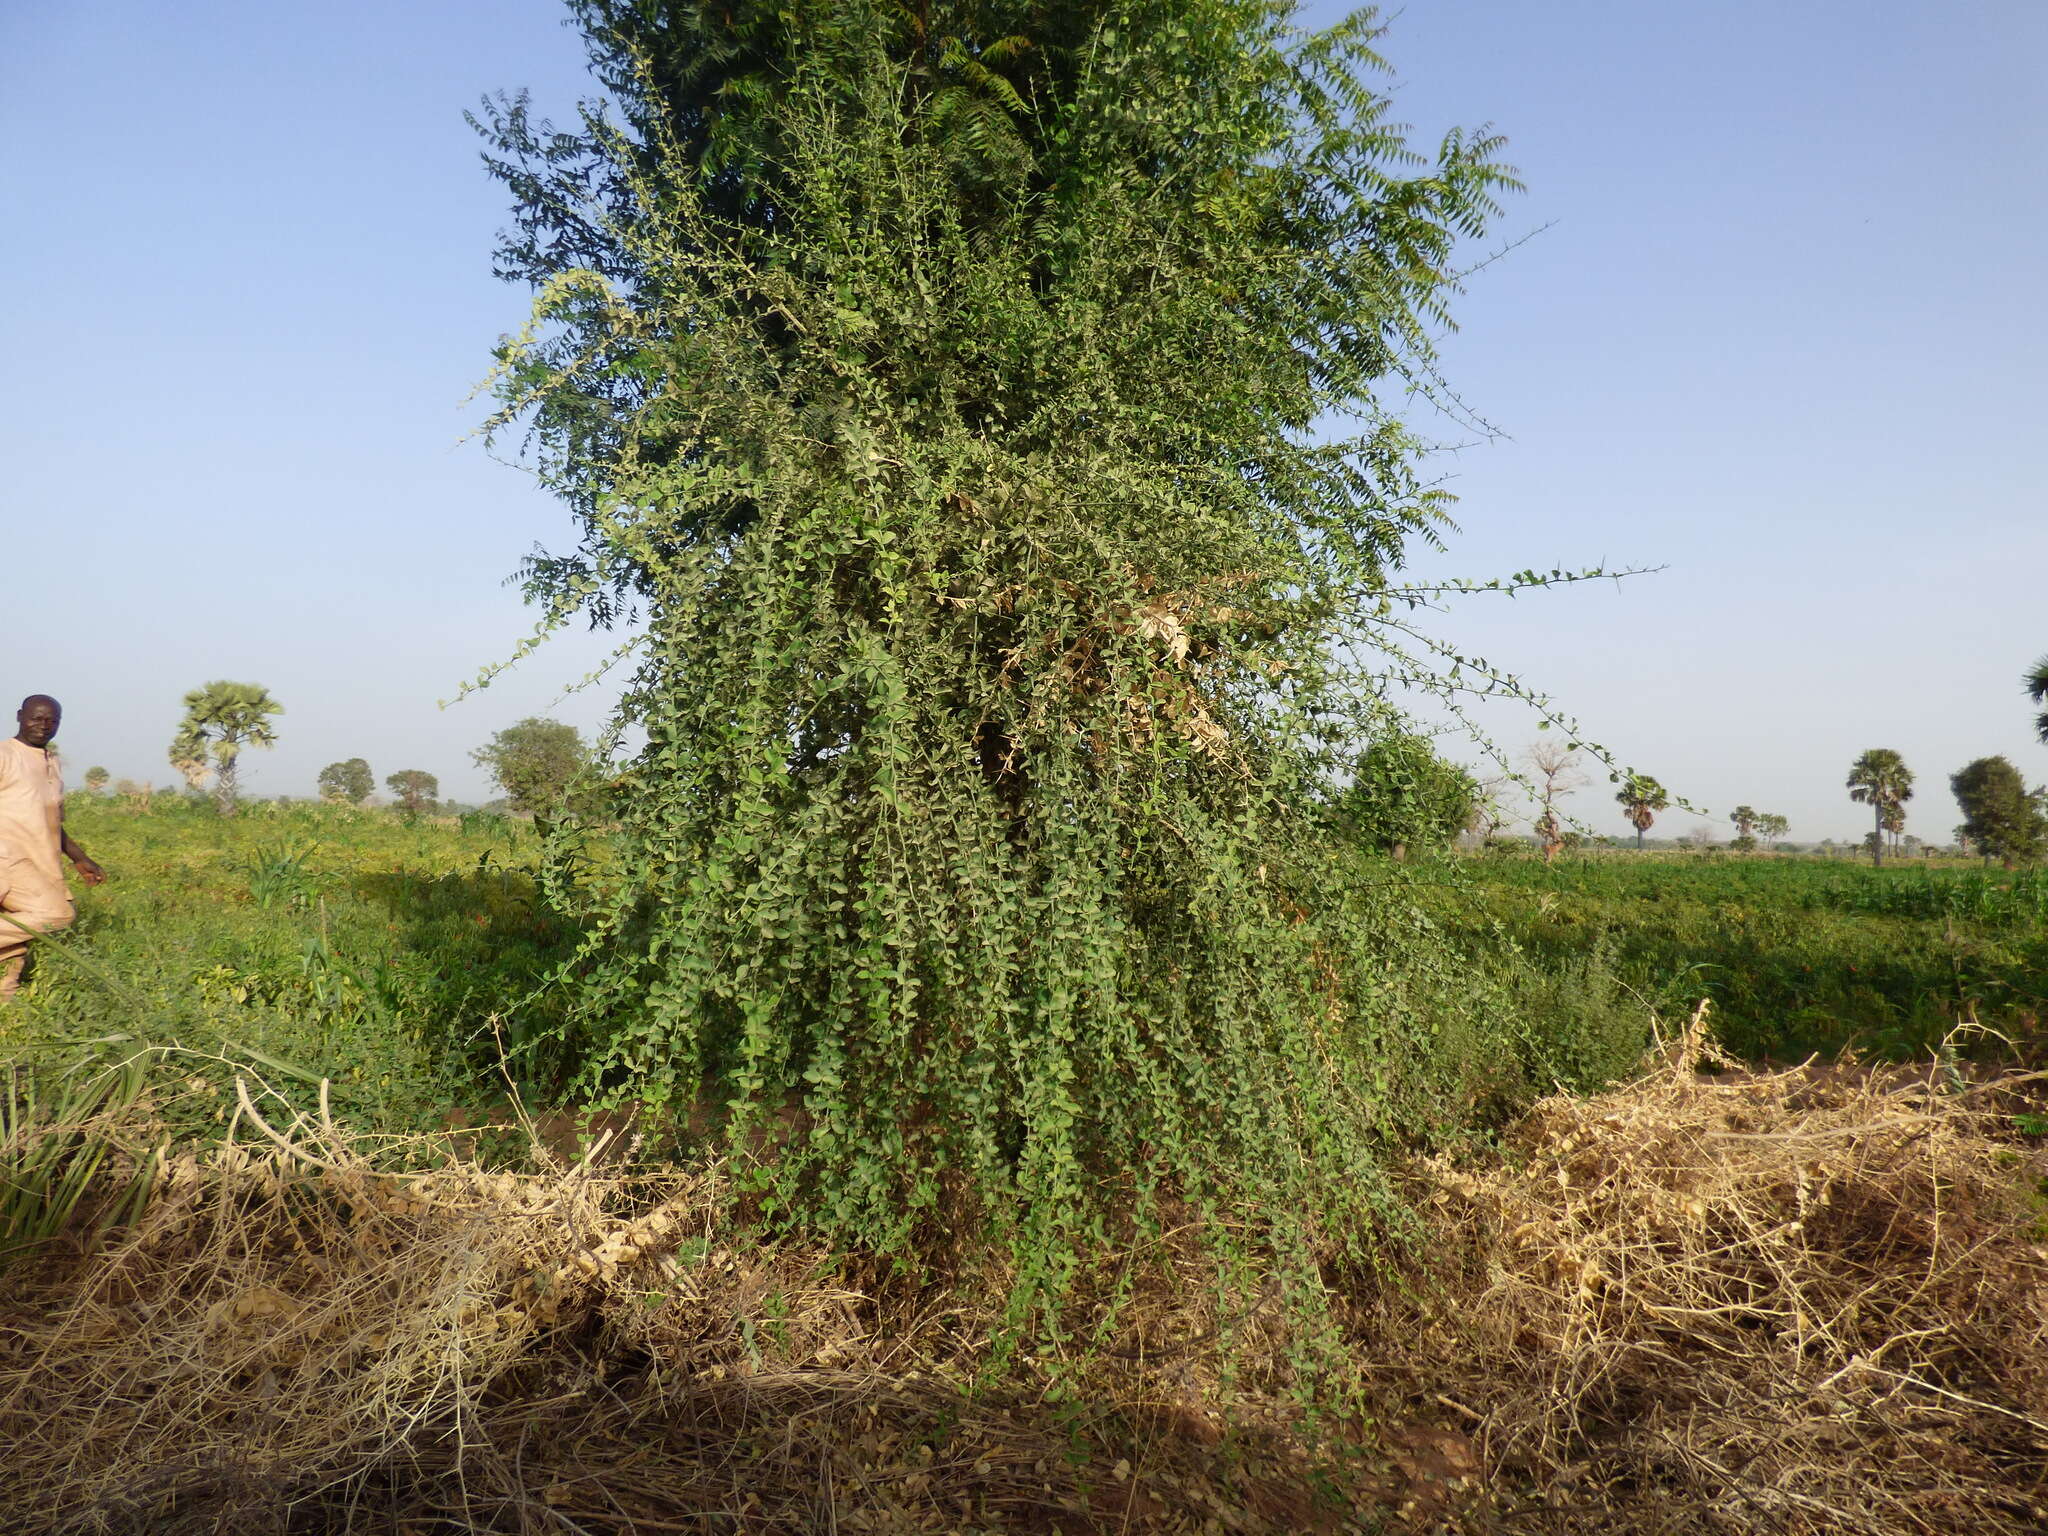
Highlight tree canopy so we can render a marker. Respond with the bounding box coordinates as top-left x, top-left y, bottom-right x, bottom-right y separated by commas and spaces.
479, 0, 1526, 1310
385, 770, 439, 816
1847, 748, 1912, 869
168, 682, 283, 816
1615, 774, 1668, 851
473, 718, 588, 817
2028, 655, 2048, 746
1340, 734, 1477, 858
317, 758, 375, 806
1950, 756, 2045, 868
